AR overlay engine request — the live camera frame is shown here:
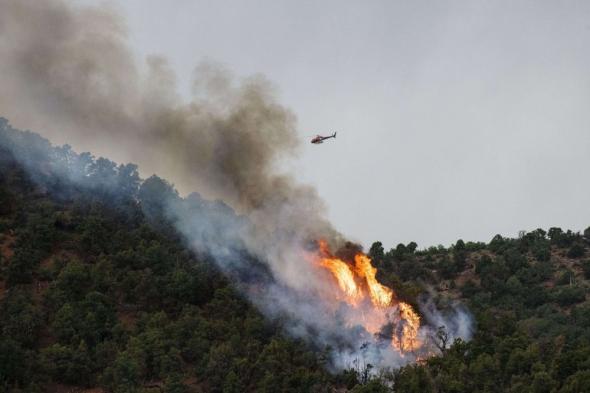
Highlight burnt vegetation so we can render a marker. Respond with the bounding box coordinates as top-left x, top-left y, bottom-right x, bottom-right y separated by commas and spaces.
1, 120, 590, 393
